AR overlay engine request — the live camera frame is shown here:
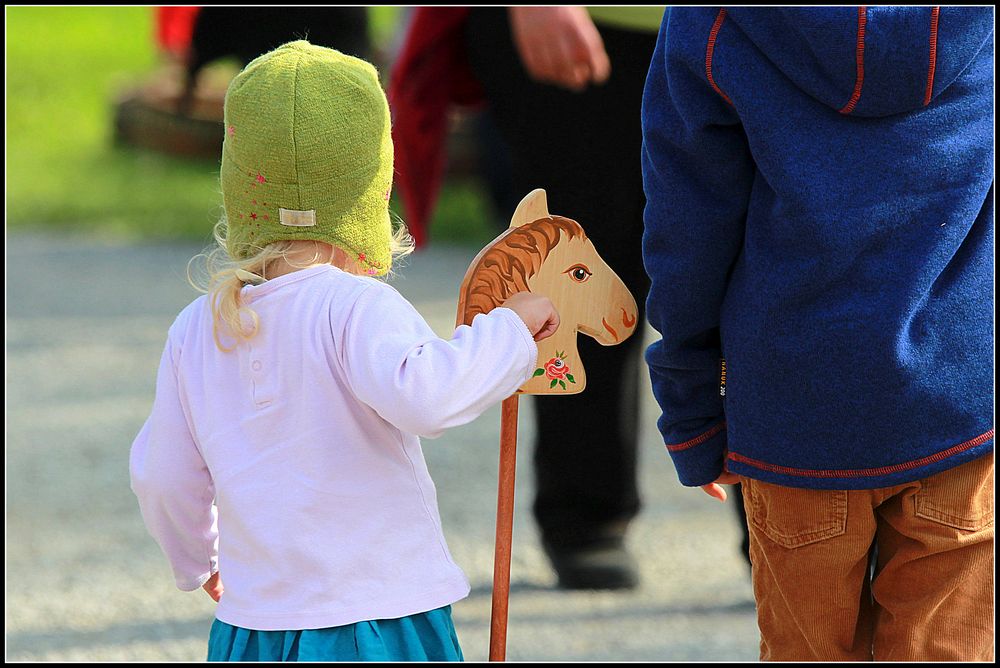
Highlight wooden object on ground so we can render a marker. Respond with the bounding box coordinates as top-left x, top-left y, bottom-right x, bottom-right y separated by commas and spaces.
112, 62, 229, 160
